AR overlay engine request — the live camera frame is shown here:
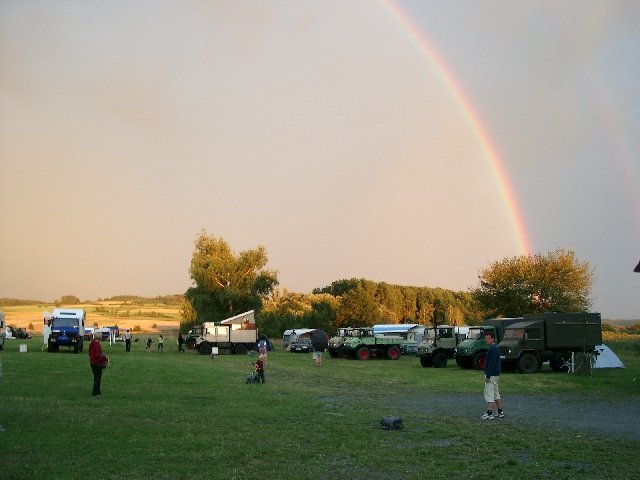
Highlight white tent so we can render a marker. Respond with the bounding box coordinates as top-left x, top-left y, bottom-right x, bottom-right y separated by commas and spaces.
594, 344, 625, 368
